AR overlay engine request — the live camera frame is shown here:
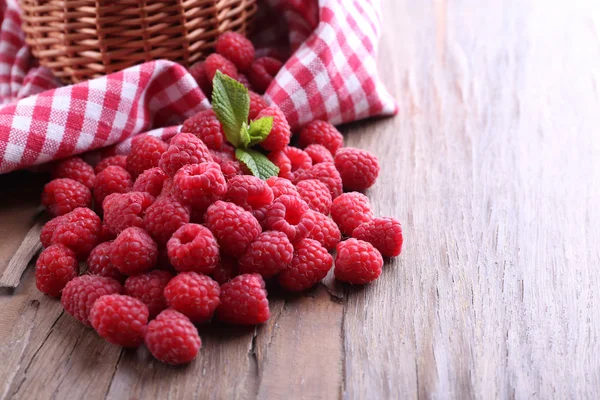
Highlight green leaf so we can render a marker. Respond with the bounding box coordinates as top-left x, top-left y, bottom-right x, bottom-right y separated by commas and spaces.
247, 117, 273, 146
235, 148, 280, 180
240, 122, 251, 148
211, 71, 250, 148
